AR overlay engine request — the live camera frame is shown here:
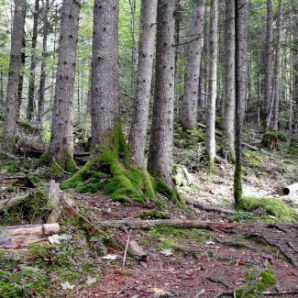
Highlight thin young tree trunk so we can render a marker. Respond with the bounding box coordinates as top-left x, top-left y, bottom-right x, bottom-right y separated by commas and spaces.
234, 0, 248, 205
264, 0, 273, 124
0, 70, 3, 110
37, 0, 50, 125
49, 0, 81, 171
180, 0, 205, 130
128, 0, 158, 167
222, 0, 235, 161
206, 0, 219, 167
271, 0, 282, 130
26, 0, 40, 122
91, 0, 119, 151
147, 0, 176, 186
2, 0, 27, 150
17, 33, 26, 120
